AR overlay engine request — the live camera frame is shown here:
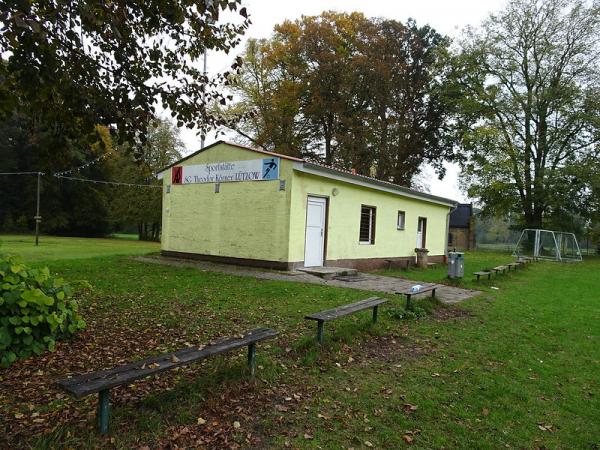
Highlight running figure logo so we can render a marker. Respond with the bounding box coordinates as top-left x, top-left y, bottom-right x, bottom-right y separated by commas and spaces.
262, 158, 279, 180
172, 166, 183, 184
